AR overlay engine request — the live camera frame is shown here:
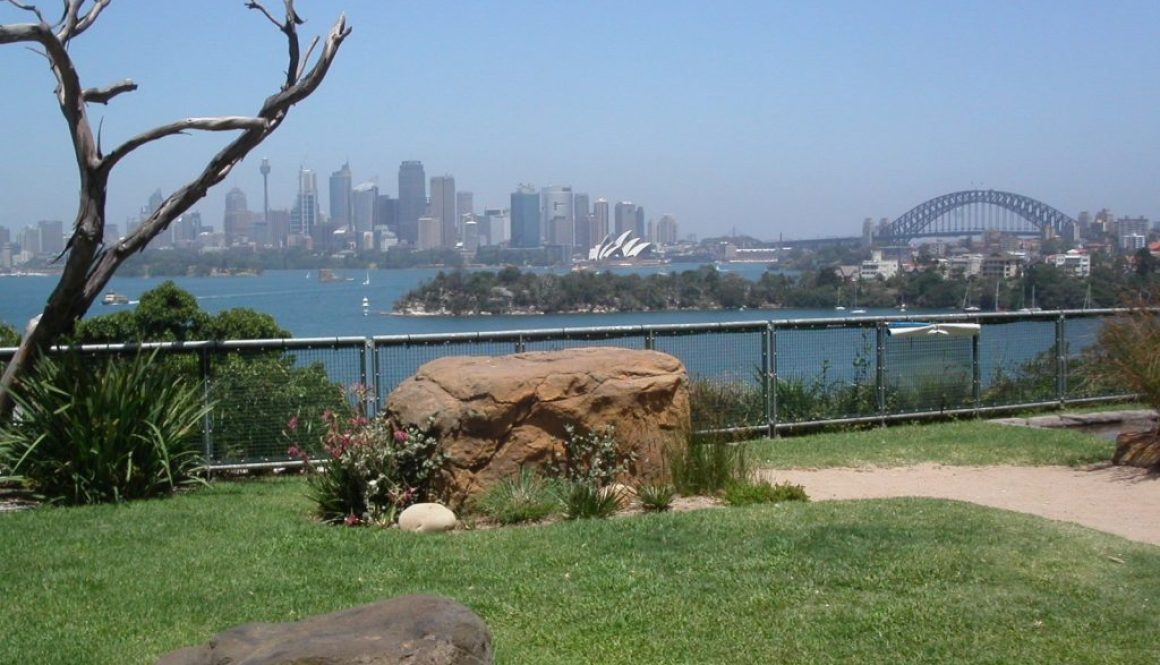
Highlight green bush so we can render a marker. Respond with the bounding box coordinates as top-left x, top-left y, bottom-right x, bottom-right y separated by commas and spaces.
668, 431, 750, 496
287, 413, 447, 526
558, 480, 623, 520
0, 350, 209, 505
547, 424, 634, 488
636, 483, 676, 512
723, 479, 809, 506
474, 468, 560, 525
